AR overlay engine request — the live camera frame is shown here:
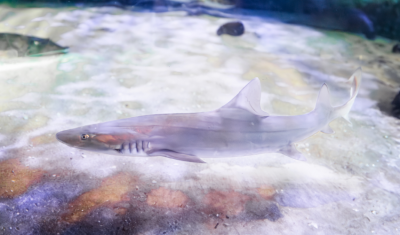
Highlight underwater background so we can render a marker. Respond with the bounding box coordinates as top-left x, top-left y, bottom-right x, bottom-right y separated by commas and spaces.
0, 0, 400, 234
